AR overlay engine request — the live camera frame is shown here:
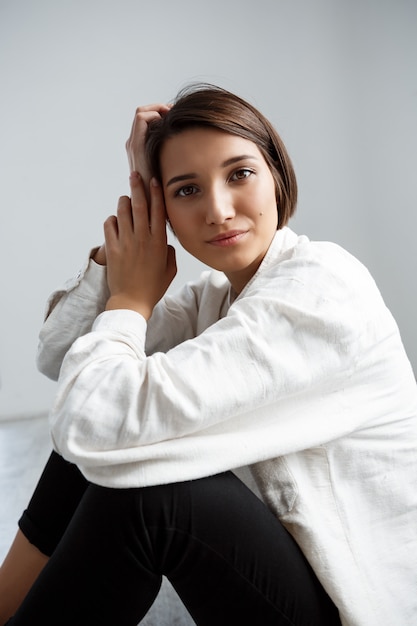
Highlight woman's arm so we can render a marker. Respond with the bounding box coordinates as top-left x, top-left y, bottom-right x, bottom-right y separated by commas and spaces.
37, 104, 172, 379
36, 256, 109, 380
48, 239, 398, 488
